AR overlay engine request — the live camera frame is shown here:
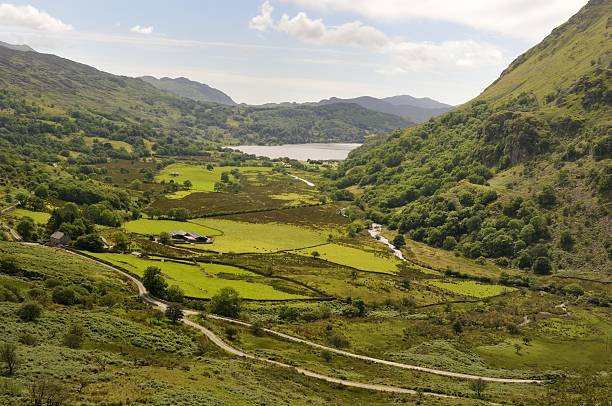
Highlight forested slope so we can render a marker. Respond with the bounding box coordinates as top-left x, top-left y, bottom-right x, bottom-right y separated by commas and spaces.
334, 0, 611, 273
